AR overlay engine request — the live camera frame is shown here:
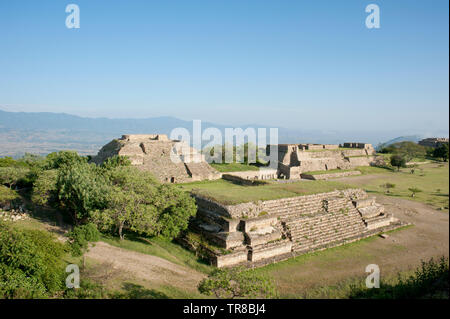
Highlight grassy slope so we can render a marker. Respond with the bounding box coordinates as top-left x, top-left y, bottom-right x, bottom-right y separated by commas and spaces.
179, 179, 351, 205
